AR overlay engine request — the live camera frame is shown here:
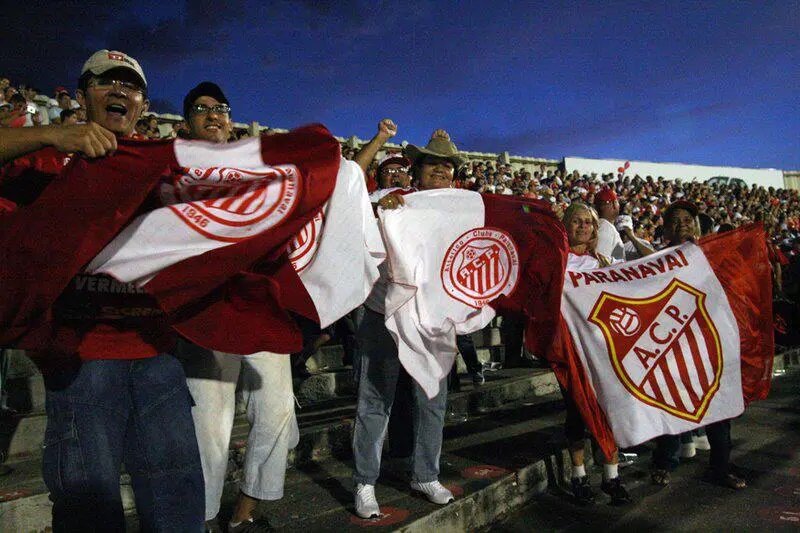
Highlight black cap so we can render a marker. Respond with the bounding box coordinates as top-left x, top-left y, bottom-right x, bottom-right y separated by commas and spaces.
183, 81, 229, 119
